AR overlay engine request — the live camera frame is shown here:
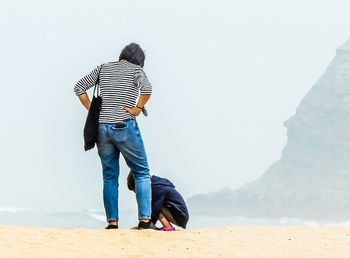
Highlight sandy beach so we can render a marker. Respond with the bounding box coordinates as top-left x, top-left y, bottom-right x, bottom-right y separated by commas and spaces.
1, 225, 350, 257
